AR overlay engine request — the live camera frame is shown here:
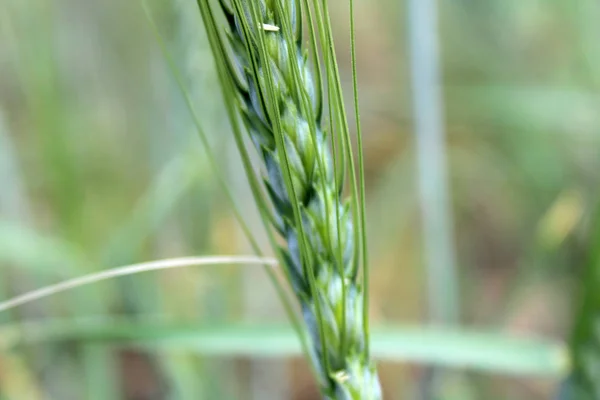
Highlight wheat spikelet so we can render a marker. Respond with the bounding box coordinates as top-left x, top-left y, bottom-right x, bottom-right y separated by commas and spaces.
196, 0, 381, 398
